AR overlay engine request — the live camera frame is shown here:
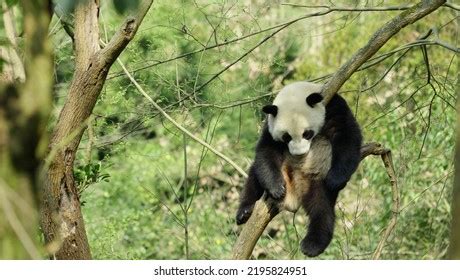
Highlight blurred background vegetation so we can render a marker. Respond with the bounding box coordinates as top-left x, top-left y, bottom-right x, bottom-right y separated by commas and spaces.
8, 0, 457, 259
